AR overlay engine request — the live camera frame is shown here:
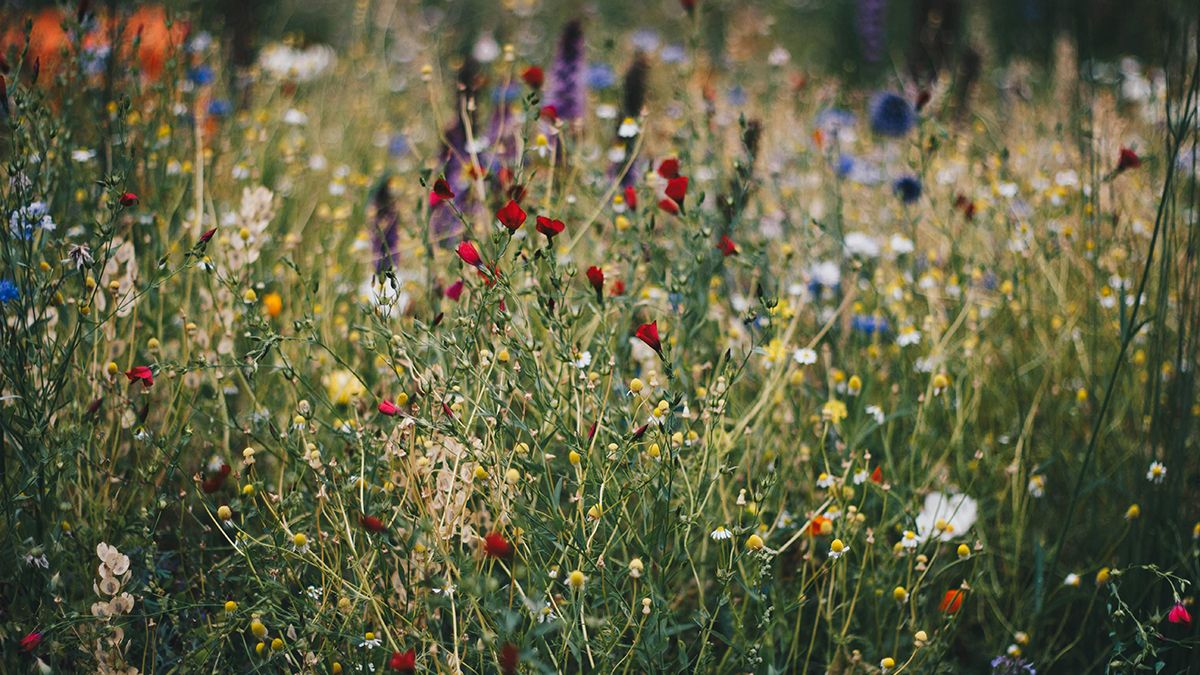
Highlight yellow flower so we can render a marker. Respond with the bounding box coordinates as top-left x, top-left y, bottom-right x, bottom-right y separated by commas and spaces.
568, 569, 586, 589
1125, 504, 1140, 520
746, 534, 765, 551
893, 586, 908, 602
323, 370, 366, 406
262, 292, 283, 318
822, 400, 848, 424
224, 600, 238, 613
250, 619, 267, 639
217, 505, 232, 521
957, 544, 971, 559
271, 637, 284, 651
